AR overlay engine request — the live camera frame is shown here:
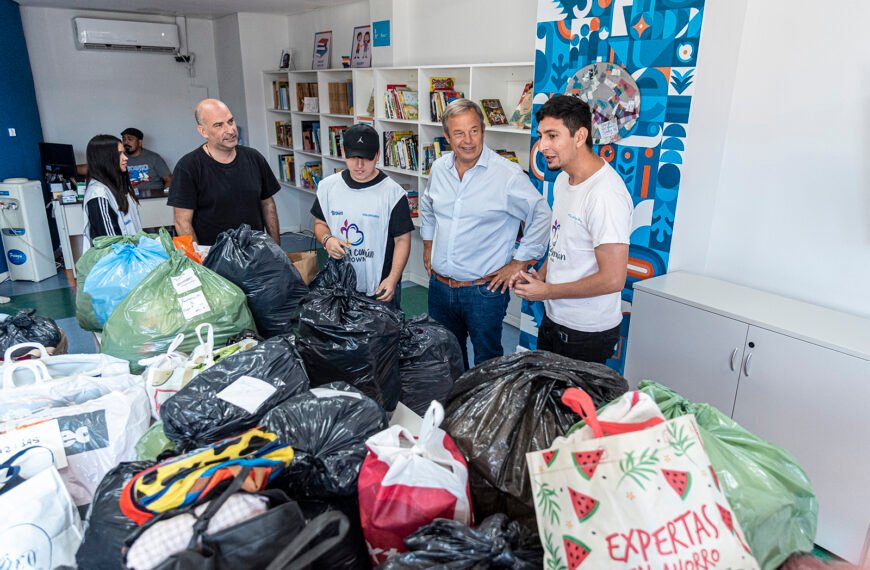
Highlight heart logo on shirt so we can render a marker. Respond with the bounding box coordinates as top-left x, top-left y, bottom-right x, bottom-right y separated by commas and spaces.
340, 219, 365, 246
